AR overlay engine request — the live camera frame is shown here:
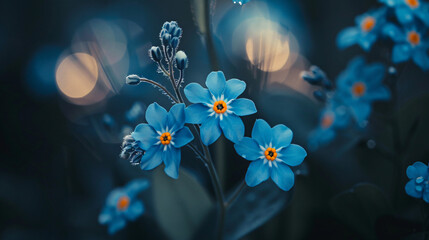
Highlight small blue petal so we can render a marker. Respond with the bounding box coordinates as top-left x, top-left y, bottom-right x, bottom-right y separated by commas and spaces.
184, 83, 212, 104
395, 6, 414, 25
392, 44, 412, 63
252, 119, 272, 147
364, 63, 385, 86
358, 33, 377, 51
185, 104, 210, 124
278, 144, 307, 167
271, 124, 293, 149
140, 145, 163, 170
200, 116, 221, 145
245, 159, 270, 187
271, 162, 294, 191
423, 189, 429, 203
234, 137, 262, 160
336, 27, 360, 49
383, 23, 405, 42
173, 127, 194, 148
415, 6, 429, 26
99, 208, 113, 224
145, 103, 168, 132
412, 49, 429, 71
124, 201, 144, 221
350, 102, 371, 124
224, 78, 246, 101
125, 179, 150, 197
132, 124, 157, 150
366, 86, 391, 101
405, 180, 423, 198
166, 103, 186, 132
406, 162, 429, 179
219, 114, 245, 143
205, 71, 226, 98
163, 147, 180, 179
108, 218, 126, 234
229, 98, 257, 116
